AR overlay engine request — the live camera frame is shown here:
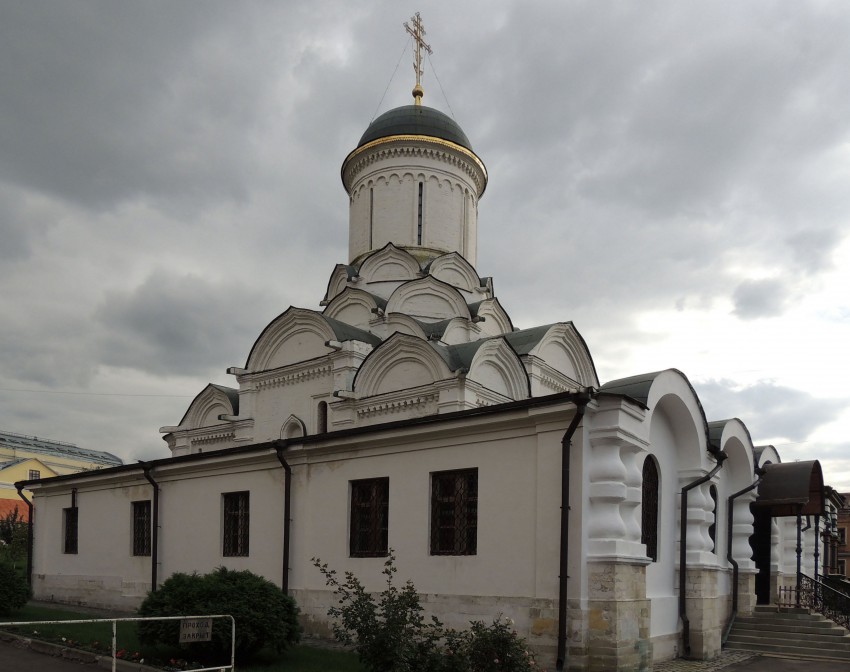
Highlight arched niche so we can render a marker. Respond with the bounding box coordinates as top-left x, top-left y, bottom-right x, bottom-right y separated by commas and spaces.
354, 332, 453, 397
385, 276, 471, 323
280, 414, 307, 439
246, 307, 336, 373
